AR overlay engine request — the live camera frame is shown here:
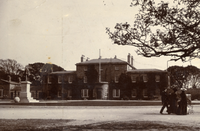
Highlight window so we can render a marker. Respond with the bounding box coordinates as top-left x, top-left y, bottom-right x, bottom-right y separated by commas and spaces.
48, 76, 52, 84
84, 76, 87, 83
0, 89, 3, 98
57, 90, 62, 97
81, 89, 89, 97
31, 92, 34, 98
143, 74, 148, 82
143, 89, 148, 98
58, 76, 62, 83
47, 90, 50, 97
84, 67, 88, 71
131, 75, 137, 83
155, 75, 160, 82
115, 66, 119, 70
37, 91, 43, 99
115, 75, 119, 83
113, 89, 120, 97
17, 92, 20, 97
10, 91, 15, 98
67, 90, 72, 97
132, 89, 137, 98
93, 89, 96, 97
68, 76, 72, 83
